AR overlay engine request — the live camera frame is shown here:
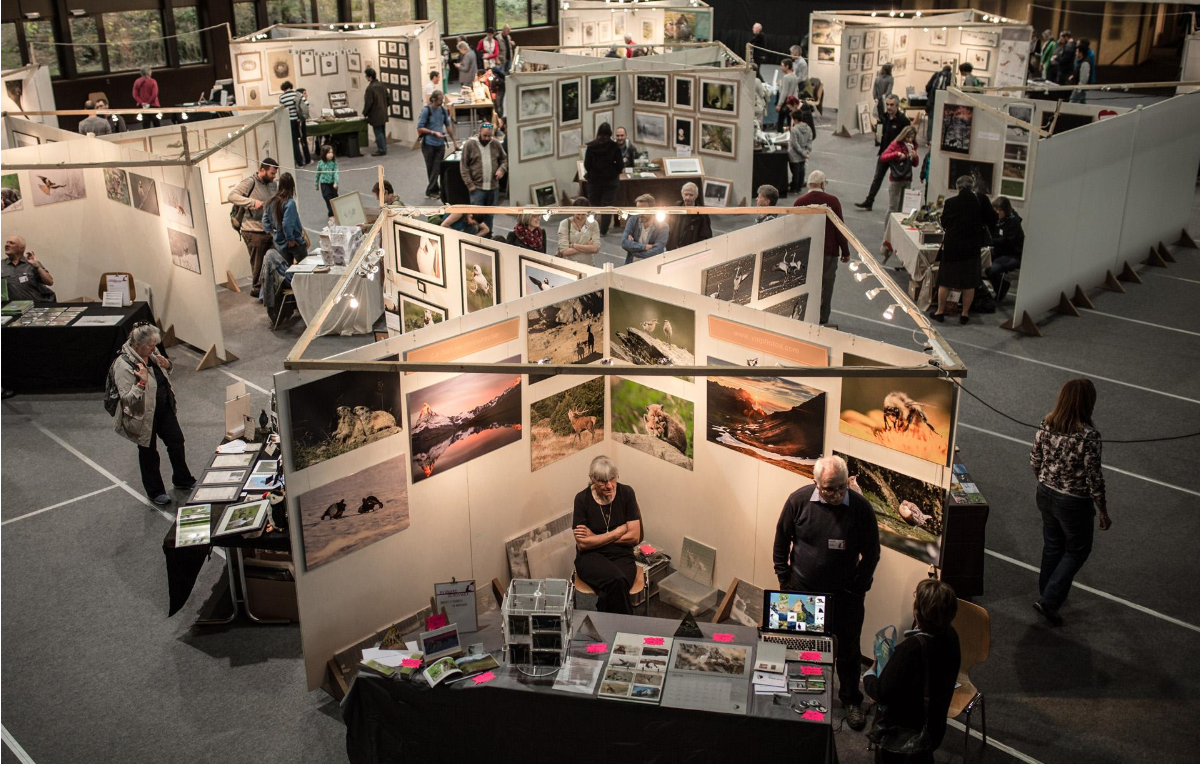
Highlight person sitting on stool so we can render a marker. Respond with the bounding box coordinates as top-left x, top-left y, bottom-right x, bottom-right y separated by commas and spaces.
773, 455, 880, 731
573, 455, 642, 615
